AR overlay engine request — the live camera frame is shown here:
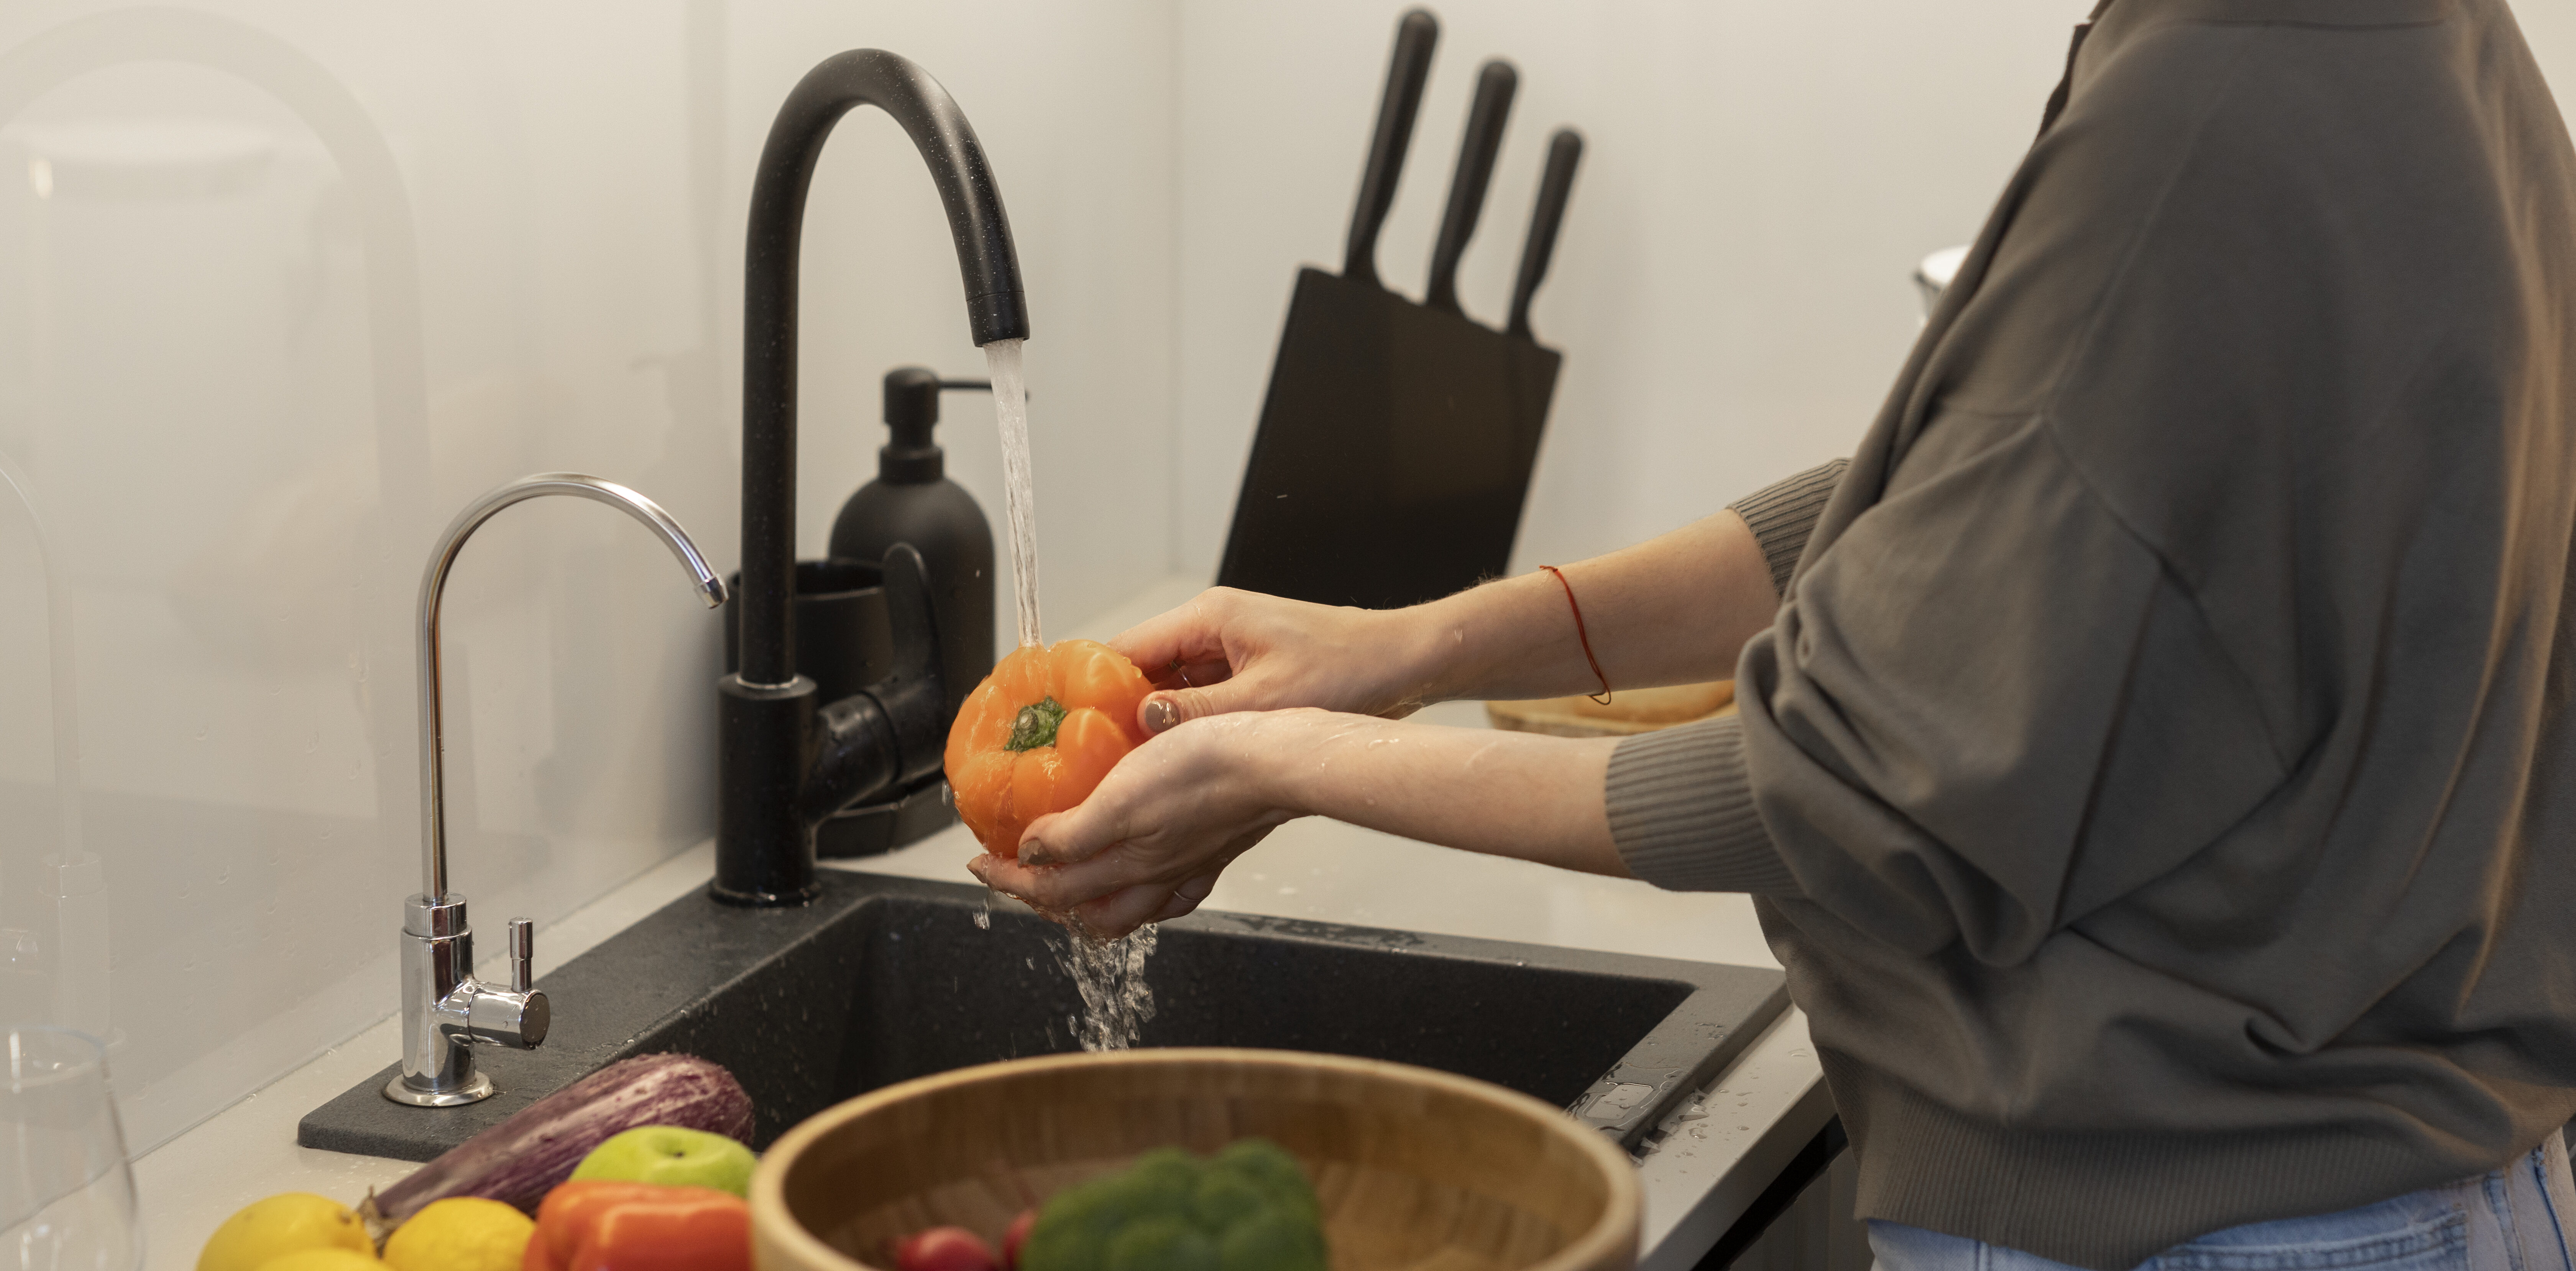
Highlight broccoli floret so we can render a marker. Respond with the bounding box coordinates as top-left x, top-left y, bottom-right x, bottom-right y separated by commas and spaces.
1106, 1217, 1220, 1271
1192, 1169, 1269, 1232
1217, 1208, 1327, 1271
1122, 1149, 1206, 1211
1022, 1139, 1327, 1271
1208, 1140, 1321, 1227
